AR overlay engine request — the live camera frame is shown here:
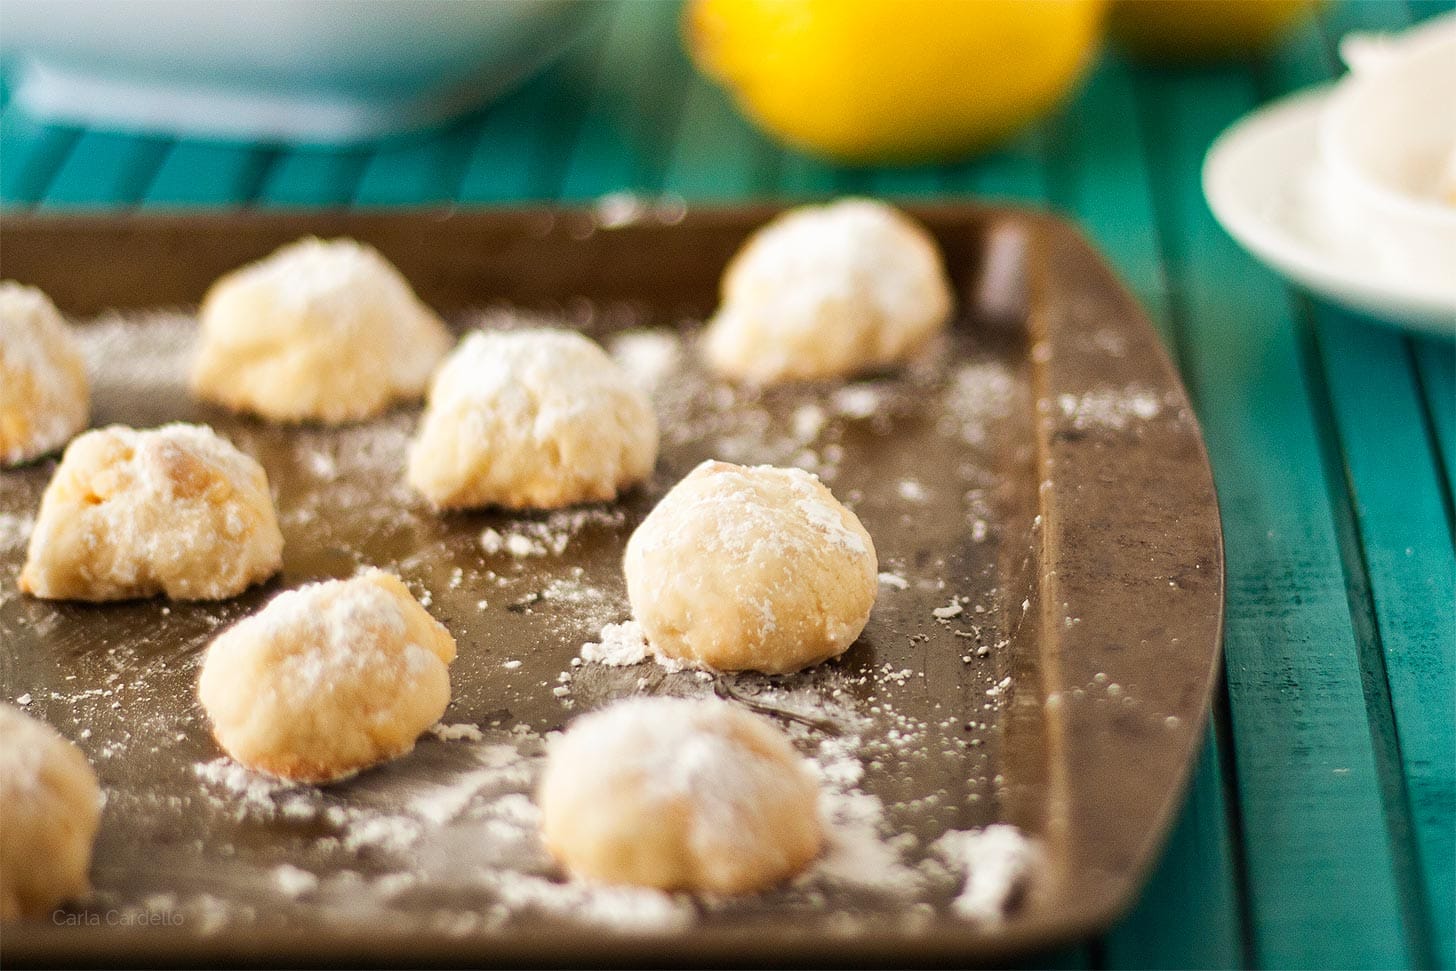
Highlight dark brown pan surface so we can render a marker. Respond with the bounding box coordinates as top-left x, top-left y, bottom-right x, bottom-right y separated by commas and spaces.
0, 206, 1222, 967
